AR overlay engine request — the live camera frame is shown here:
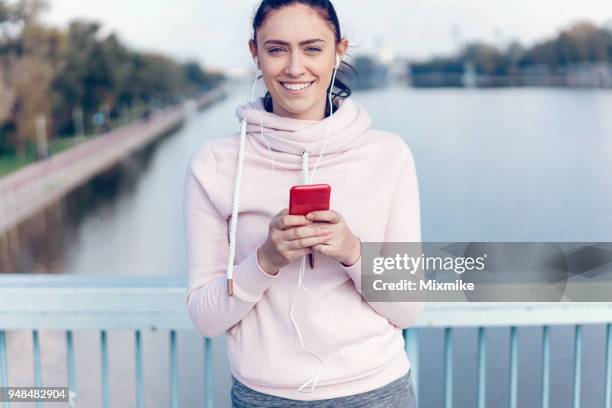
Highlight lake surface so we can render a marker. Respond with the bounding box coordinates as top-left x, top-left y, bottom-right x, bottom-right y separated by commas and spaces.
2, 86, 612, 407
